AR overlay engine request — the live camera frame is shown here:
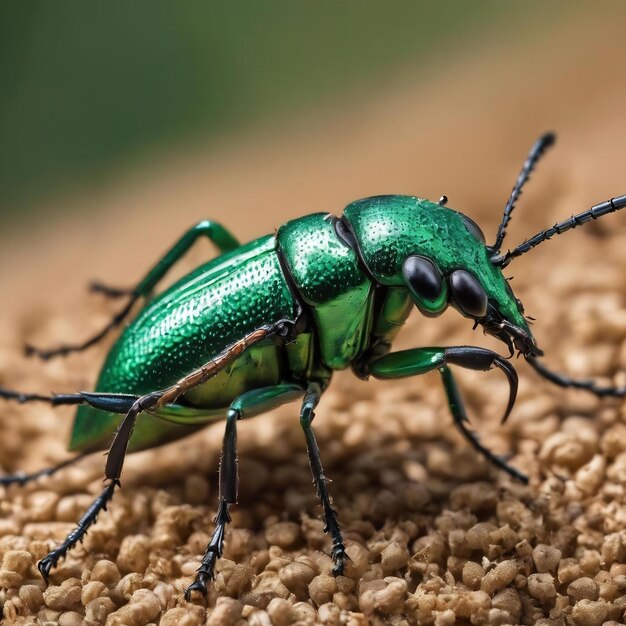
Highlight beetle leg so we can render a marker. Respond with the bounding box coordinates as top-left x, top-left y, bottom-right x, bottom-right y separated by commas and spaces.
185, 384, 306, 600
27, 220, 241, 360
185, 407, 238, 600
88, 282, 134, 299
24, 297, 136, 361
0, 386, 85, 406
36, 326, 280, 584
0, 452, 91, 487
105, 327, 275, 480
440, 365, 528, 484
370, 346, 526, 482
0, 386, 139, 414
299, 382, 348, 576
90, 220, 241, 300
37, 391, 160, 583
527, 356, 626, 398
38, 480, 117, 583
